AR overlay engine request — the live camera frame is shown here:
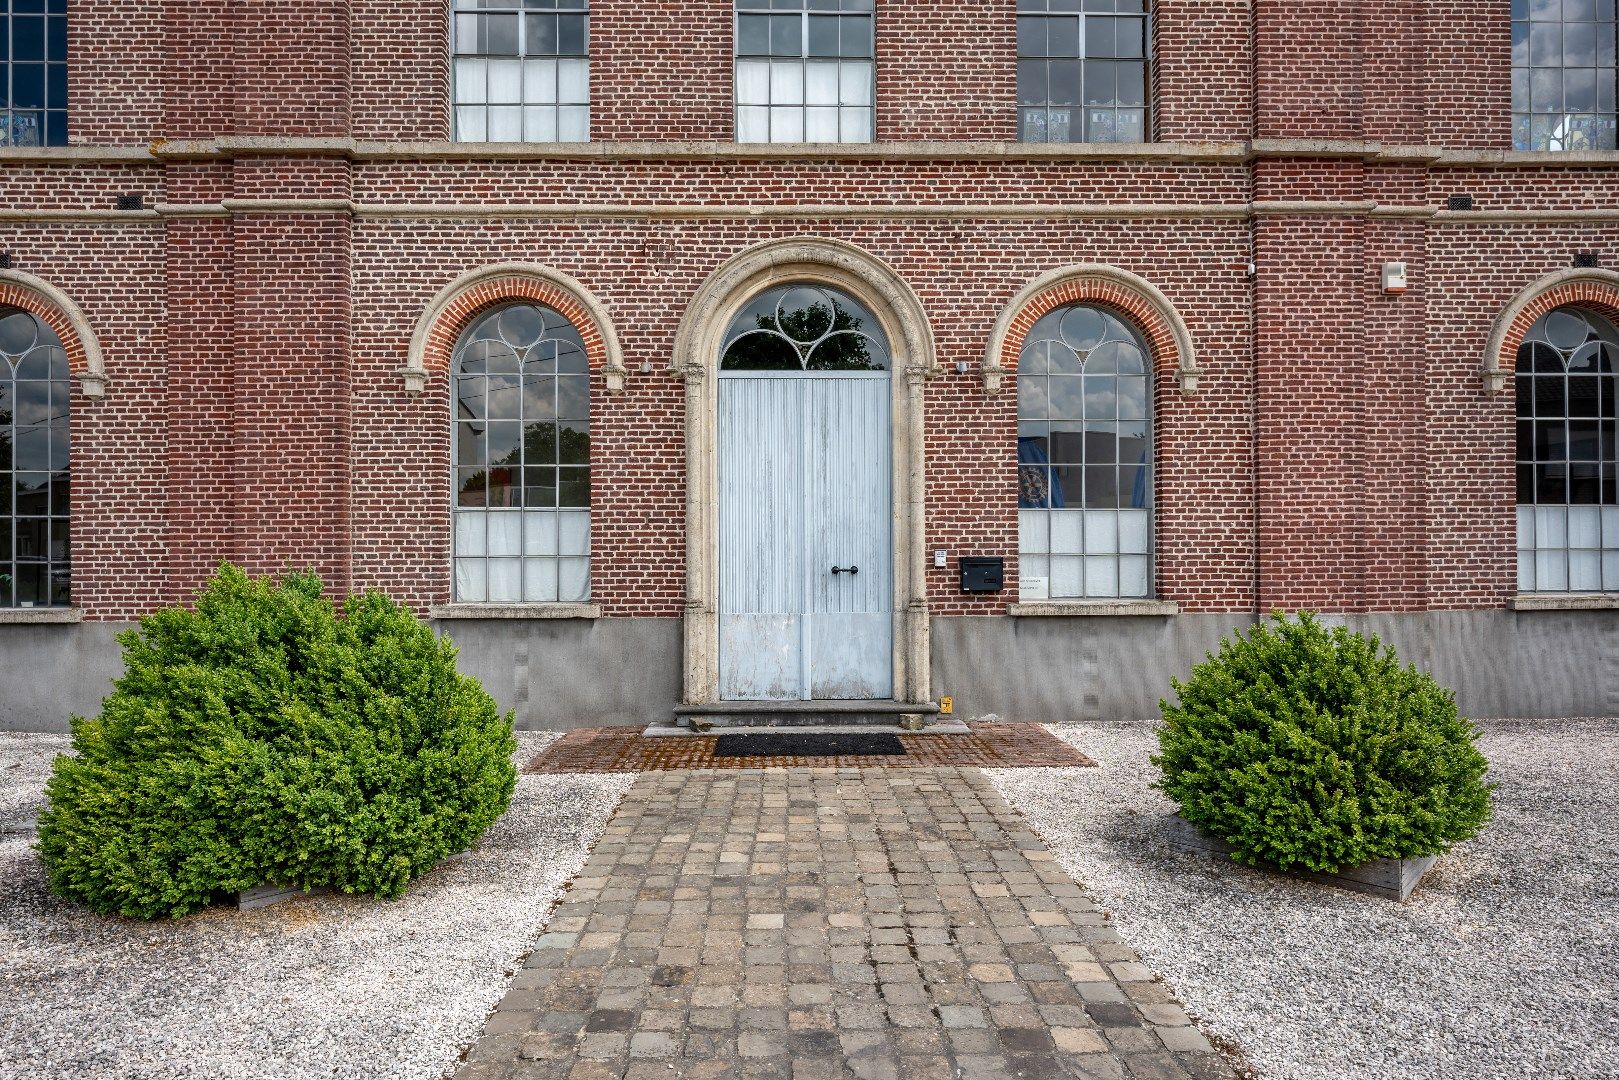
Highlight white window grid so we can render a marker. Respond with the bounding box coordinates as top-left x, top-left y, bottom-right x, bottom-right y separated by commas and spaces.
1016, 304, 1154, 600
1016, 0, 1150, 144
0, 308, 71, 608
451, 303, 592, 605
1511, 0, 1618, 151
453, 0, 590, 143
735, 0, 875, 144
1516, 306, 1619, 593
